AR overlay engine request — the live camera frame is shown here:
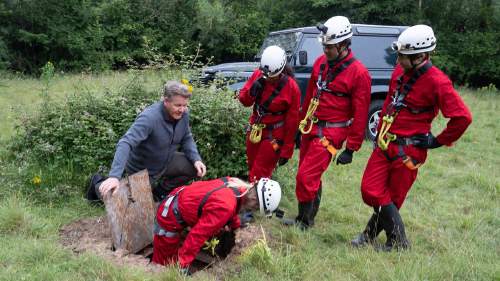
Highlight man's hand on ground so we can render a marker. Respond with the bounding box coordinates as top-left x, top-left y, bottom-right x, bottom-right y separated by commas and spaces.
194, 161, 207, 177
99, 177, 120, 197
